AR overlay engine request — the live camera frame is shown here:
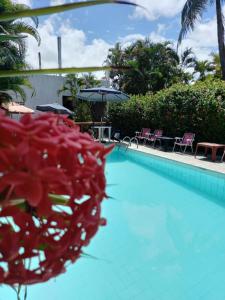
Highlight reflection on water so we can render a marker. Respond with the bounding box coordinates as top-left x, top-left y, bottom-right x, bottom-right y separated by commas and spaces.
123, 202, 179, 259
